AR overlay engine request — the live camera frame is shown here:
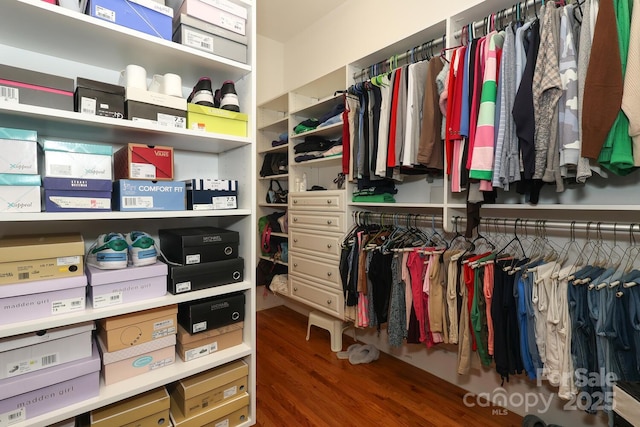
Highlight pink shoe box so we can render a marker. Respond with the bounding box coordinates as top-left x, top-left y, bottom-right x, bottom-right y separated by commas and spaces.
0, 275, 87, 326
0, 341, 100, 422
97, 334, 176, 385
86, 262, 168, 309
